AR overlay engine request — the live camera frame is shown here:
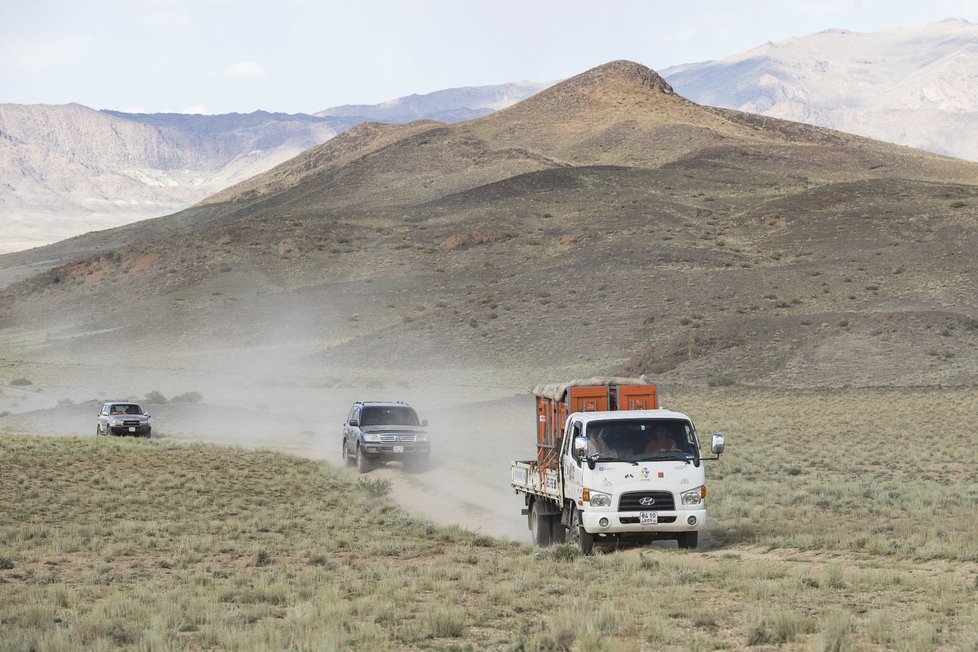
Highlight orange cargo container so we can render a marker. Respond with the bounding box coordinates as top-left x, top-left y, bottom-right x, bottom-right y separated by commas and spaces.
532, 378, 657, 470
